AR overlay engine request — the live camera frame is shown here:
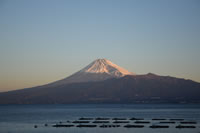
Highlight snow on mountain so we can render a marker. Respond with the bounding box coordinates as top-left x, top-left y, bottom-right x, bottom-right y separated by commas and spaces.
1, 59, 200, 104
80, 59, 134, 77
46, 59, 134, 87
